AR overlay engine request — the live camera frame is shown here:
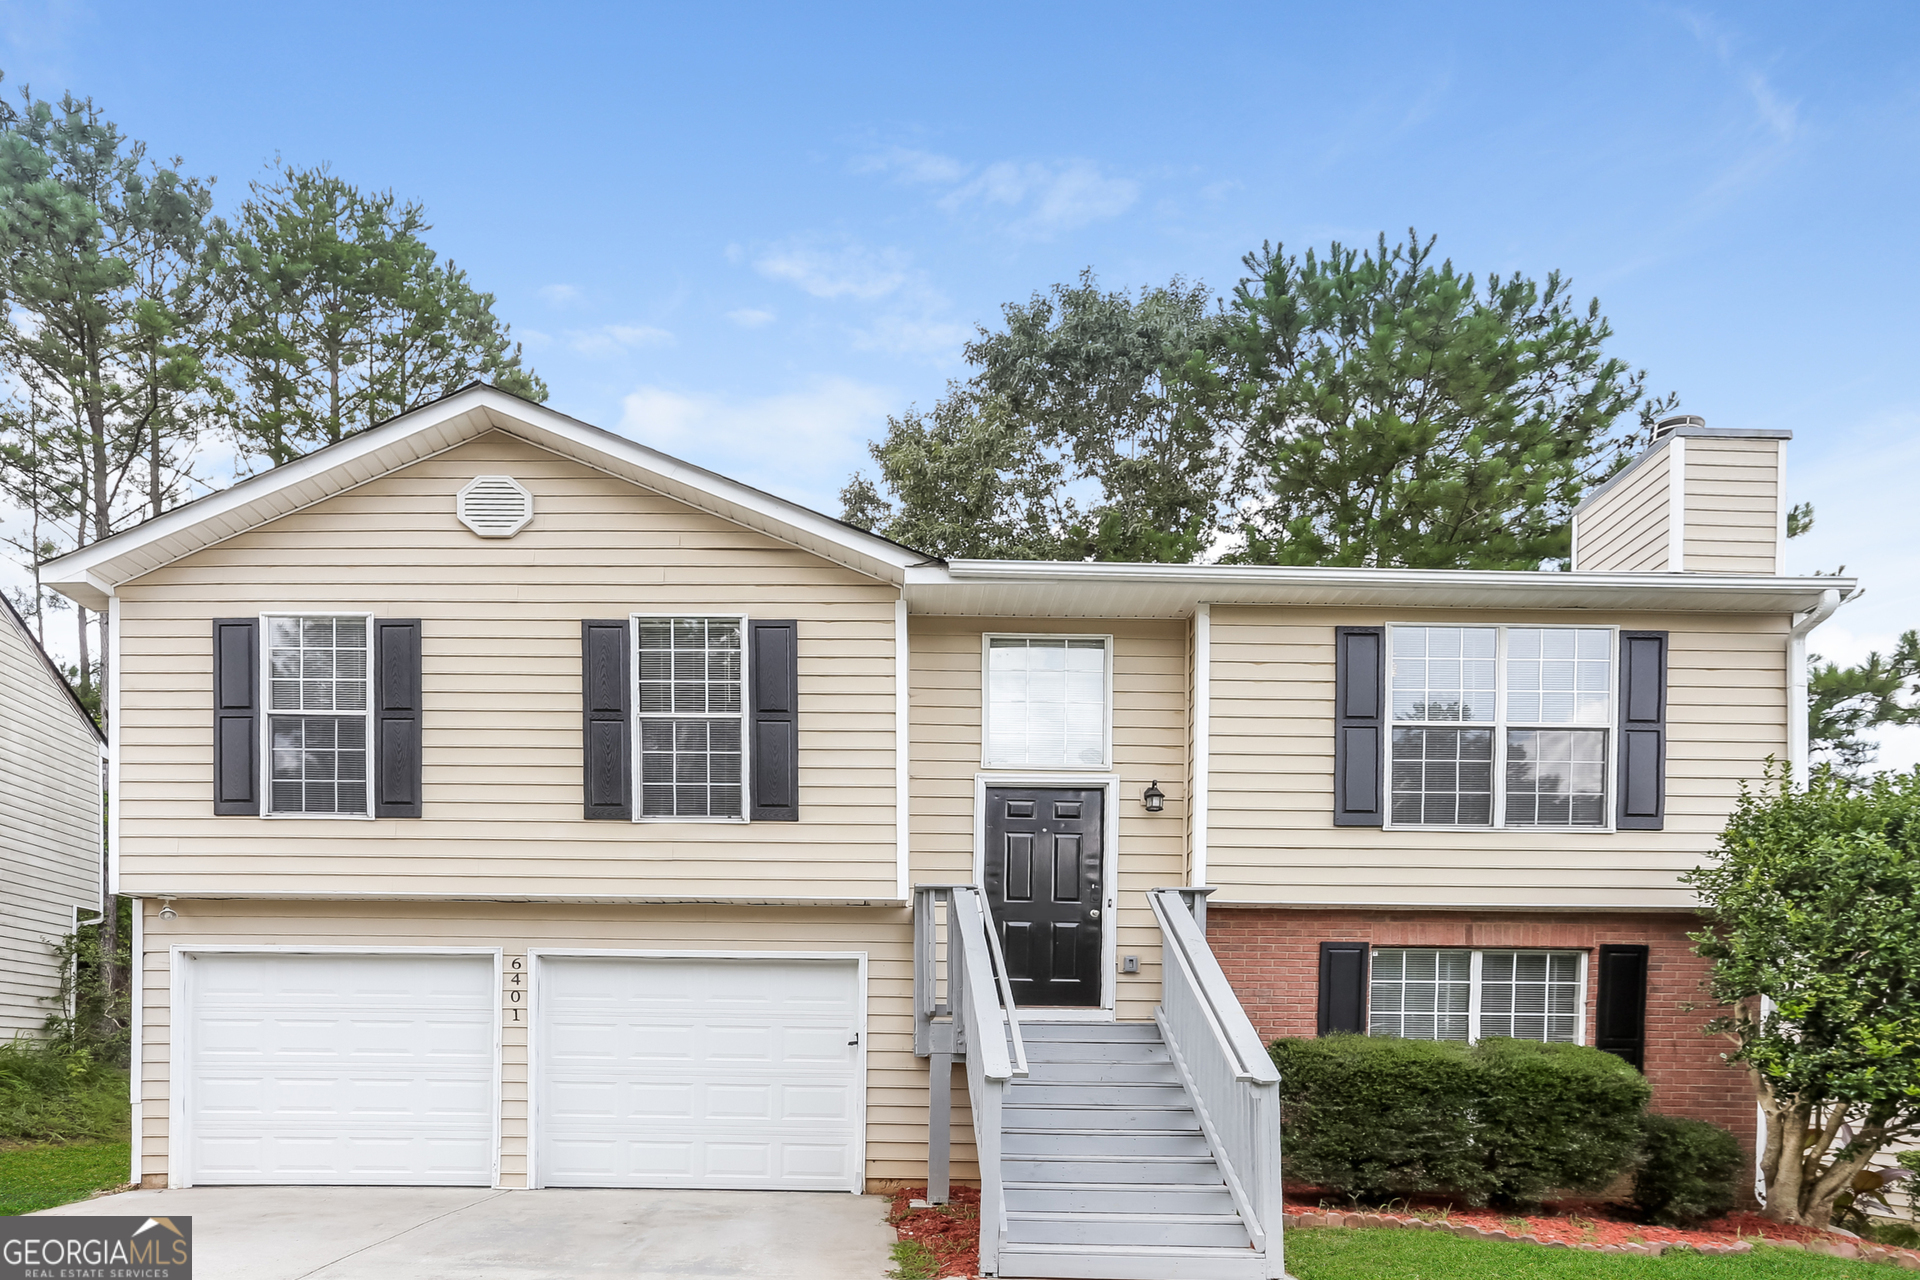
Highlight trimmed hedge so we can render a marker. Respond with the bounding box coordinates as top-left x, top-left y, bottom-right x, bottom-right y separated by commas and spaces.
1273, 1035, 1651, 1207
1631, 1113, 1743, 1225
